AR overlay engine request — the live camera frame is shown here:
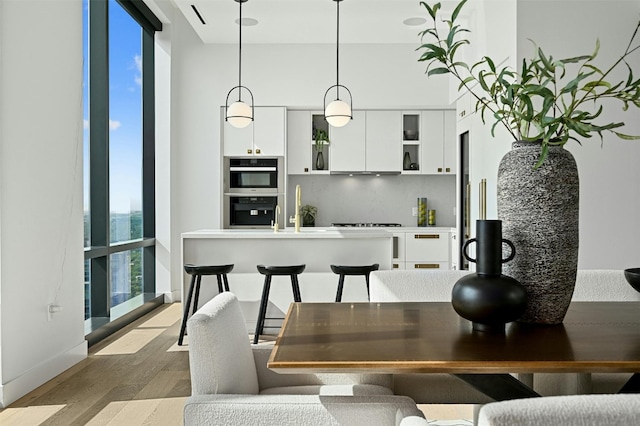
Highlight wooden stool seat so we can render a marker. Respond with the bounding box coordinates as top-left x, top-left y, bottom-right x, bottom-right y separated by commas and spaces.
253, 264, 305, 344
178, 263, 234, 346
331, 263, 379, 302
